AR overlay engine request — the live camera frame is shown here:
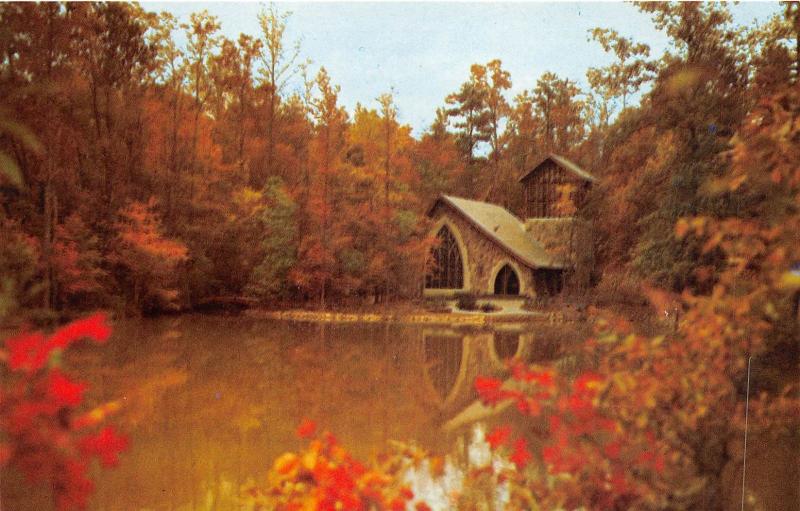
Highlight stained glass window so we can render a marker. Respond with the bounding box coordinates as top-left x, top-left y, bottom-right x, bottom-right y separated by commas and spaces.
425, 226, 463, 289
